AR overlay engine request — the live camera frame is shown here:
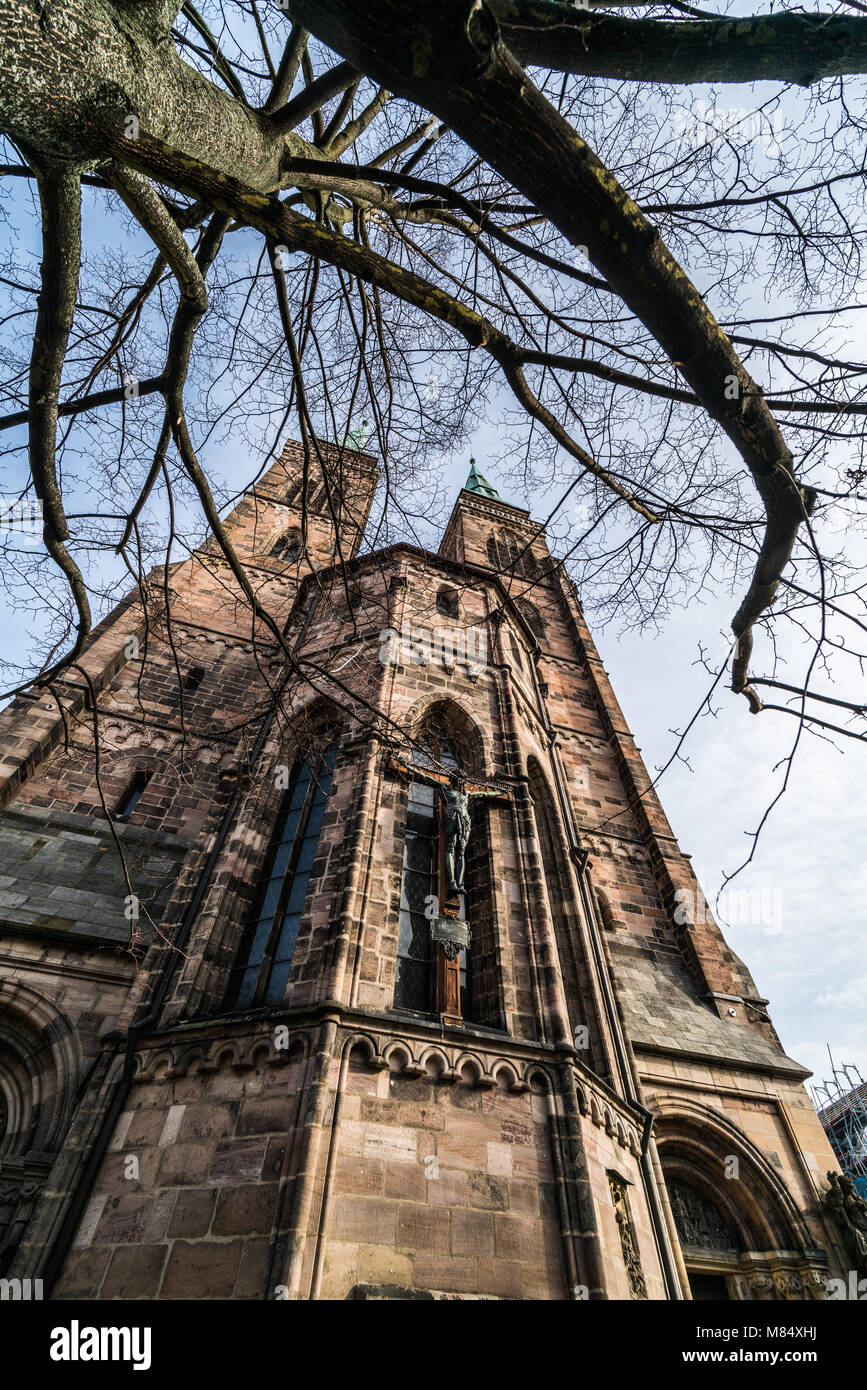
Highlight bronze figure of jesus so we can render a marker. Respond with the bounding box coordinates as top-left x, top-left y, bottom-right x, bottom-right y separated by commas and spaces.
412, 768, 503, 895
441, 776, 474, 894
